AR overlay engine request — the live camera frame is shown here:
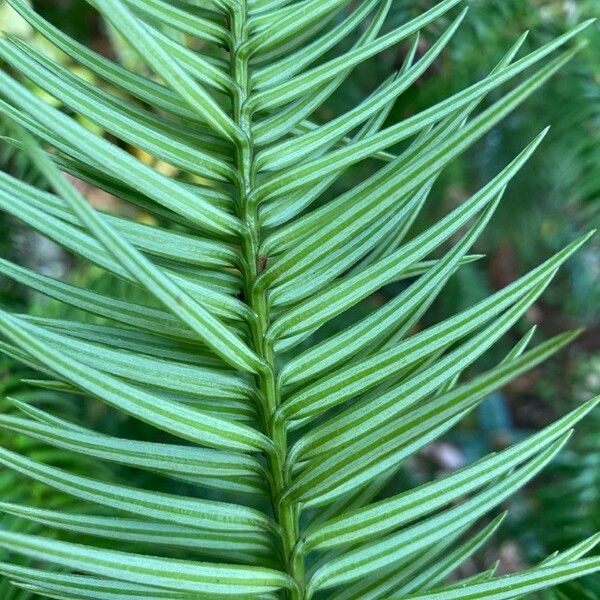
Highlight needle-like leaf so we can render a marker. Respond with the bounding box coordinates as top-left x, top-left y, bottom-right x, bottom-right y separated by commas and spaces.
0, 3, 595, 598
0, 531, 294, 596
